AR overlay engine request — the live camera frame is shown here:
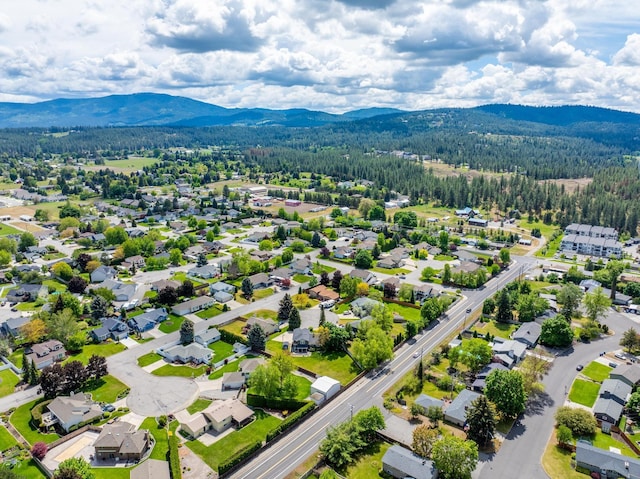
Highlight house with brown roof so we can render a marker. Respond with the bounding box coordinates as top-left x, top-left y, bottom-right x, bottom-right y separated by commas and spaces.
93, 422, 150, 461
243, 317, 279, 335
181, 399, 254, 438
307, 285, 340, 302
